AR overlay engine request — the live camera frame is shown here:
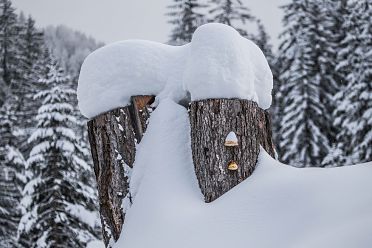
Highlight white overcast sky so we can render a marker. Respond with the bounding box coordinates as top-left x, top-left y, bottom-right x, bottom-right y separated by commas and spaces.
12, 0, 288, 49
